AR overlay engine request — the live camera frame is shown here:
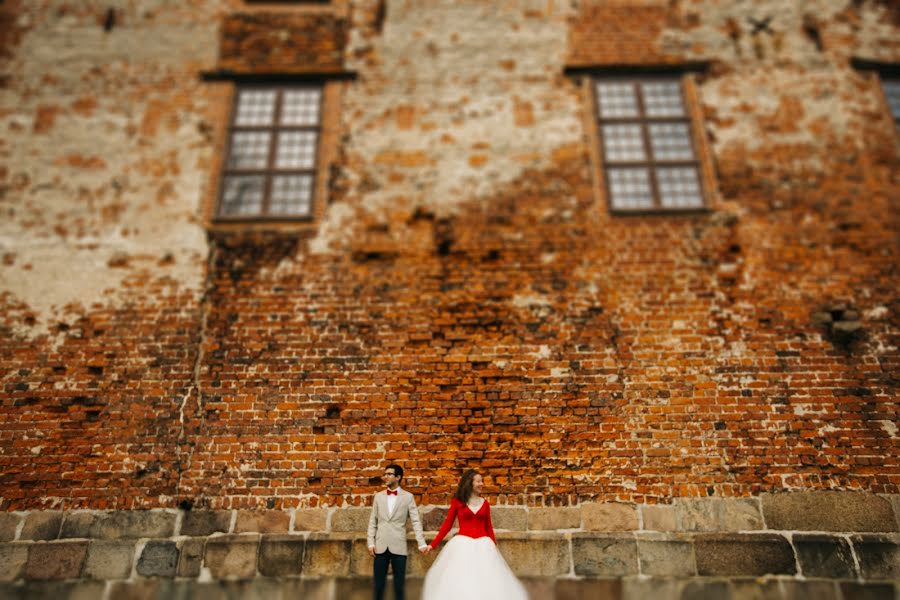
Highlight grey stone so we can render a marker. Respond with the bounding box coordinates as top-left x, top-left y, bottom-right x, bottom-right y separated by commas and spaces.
0, 581, 107, 600
583, 503, 639, 532
675, 498, 762, 532
176, 538, 205, 578
303, 538, 351, 577
136, 540, 179, 577
108, 579, 330, 600
556, 578, 623, 600
204, 536, 259, 580
641, 505, 677, 532
24, 541, 88, 580
492, 506, 527, 531
621, 576, 683, 600
528, 507, 581, 530
572, 535, 639, 577
350, 538, 375, 577
98, 510, 176, 539
761, 492, 897, 533
83, 540, 134, 580
637, 539, 695, 576
0, 515, 20, 543
334, 576, 375, 600
422, 507, 448, 532
278, 579, 334, 600
793, 534, 856, 578
179, 510, 232, 536
724, 578, 782, 600
60, 510, 176, 540
777, 579, 840, 600
331, 508, 371, 533
497, 536, 570, 577
851, 534, 900, 580
838, 582, 897, 600
681, 580, 731, 600
258, 535, 304, 576
234, 510, 290, 534
58, 513, 94, 539
20, 513, 62, 541
675, 499, 720, 532
719, 499, 764, 531
293, 508, 328, 532
0, 544, 28, 581
885, 495, 900, 531
520, 577, 556, 600
694, 534, 796, 576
